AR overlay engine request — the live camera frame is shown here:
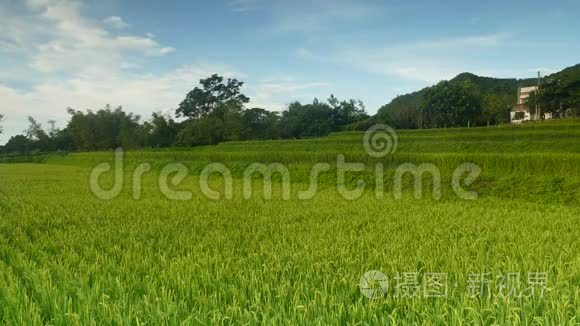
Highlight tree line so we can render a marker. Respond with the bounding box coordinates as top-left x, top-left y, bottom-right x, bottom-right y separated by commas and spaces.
526, 68, 580, 117
378, 80, 519, 129
2, 67, 579, 154
0, 74, 368, 154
